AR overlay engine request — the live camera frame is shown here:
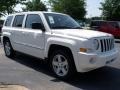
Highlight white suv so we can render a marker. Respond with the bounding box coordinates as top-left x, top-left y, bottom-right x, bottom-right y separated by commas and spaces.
1, 11, 118, 79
